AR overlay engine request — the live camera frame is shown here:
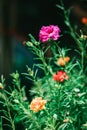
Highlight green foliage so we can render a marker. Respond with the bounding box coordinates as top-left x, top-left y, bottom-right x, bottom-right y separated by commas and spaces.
0, 0, 87, 130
